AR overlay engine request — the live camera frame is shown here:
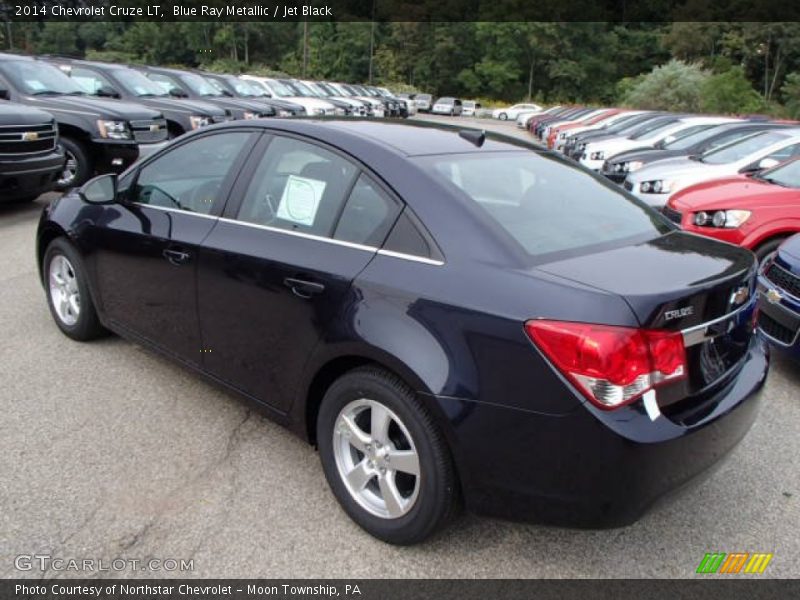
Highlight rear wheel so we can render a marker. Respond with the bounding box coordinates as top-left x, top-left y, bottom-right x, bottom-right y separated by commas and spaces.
498, 112, 508, 120
43, 238, 106, 341
317, 367, 459, 545
55, 137, 93, 190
